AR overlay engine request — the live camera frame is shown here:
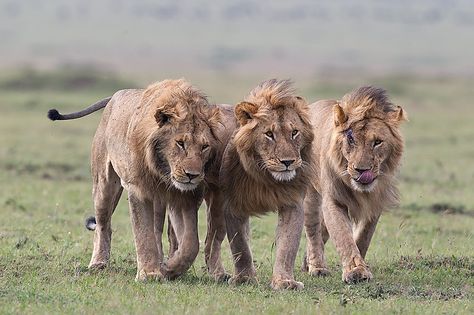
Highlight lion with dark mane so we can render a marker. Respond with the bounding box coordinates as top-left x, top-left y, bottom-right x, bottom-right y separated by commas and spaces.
302, 86, 407, 283
48, 79, 233, 281
221, 79, 315, 290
